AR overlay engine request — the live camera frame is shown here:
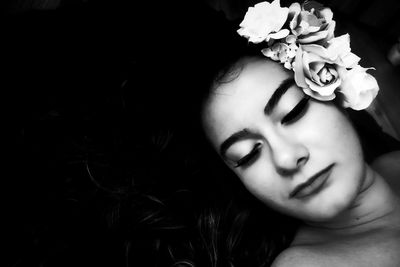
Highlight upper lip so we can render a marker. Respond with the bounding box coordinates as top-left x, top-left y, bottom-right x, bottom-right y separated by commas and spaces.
289, 164, 334, 199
